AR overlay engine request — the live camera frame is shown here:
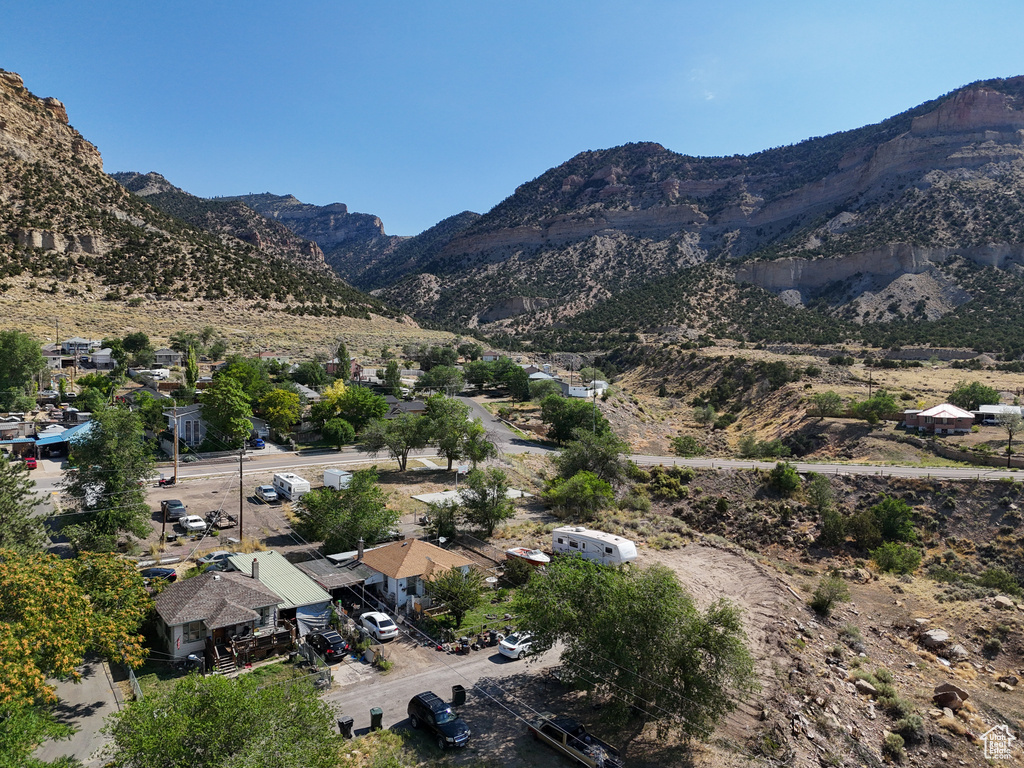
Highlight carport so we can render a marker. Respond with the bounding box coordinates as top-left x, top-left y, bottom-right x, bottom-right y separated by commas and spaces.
35, 421, 93, 457
0, 437, 36, 458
